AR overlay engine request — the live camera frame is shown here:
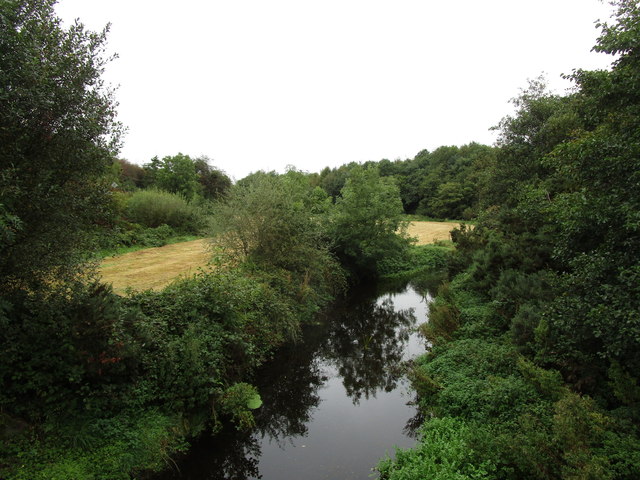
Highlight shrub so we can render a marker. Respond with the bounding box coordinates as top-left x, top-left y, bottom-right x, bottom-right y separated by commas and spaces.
125, 189, 206, 232
329, 166, 410, 278
378, 244, 450, 278
376, 417, 496, 480
419, 283, 460, 344
1, 410, 187, 480
218, 383, 263, 430
210, 171, 345, 301
114, 223, 174, 248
